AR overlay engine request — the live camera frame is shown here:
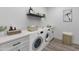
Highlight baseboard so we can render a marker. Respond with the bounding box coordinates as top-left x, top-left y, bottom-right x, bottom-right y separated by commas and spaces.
54, 37, 62, 40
